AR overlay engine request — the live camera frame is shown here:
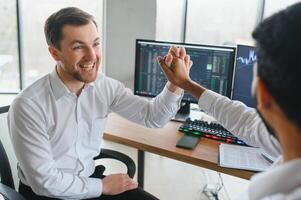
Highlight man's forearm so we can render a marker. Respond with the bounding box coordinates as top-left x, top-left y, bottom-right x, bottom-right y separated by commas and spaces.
182, 80, 206, 100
